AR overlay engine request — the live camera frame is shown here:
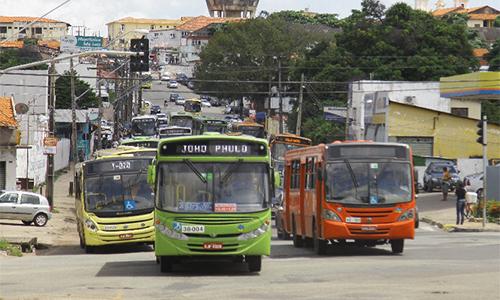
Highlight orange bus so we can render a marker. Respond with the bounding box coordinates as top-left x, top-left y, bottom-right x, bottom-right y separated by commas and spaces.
282, 141, 416, 254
